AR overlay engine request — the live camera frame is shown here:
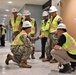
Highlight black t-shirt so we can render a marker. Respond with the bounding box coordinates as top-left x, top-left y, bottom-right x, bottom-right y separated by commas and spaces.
57, 34, 66, 46
57, 34, 76, 60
